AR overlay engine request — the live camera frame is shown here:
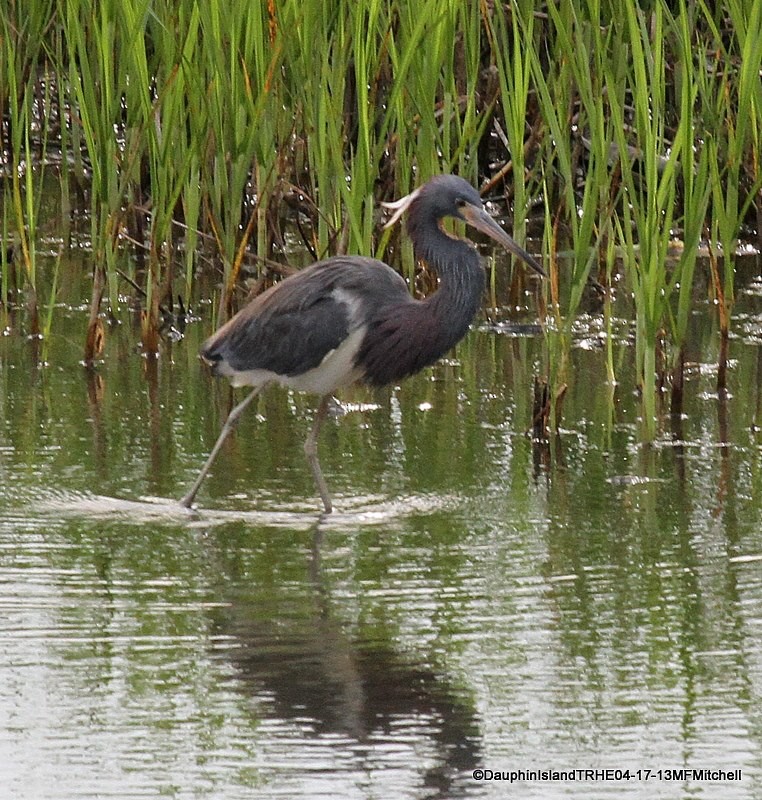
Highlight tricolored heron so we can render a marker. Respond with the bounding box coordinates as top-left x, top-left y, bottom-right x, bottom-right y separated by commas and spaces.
180, 174, 544, 512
